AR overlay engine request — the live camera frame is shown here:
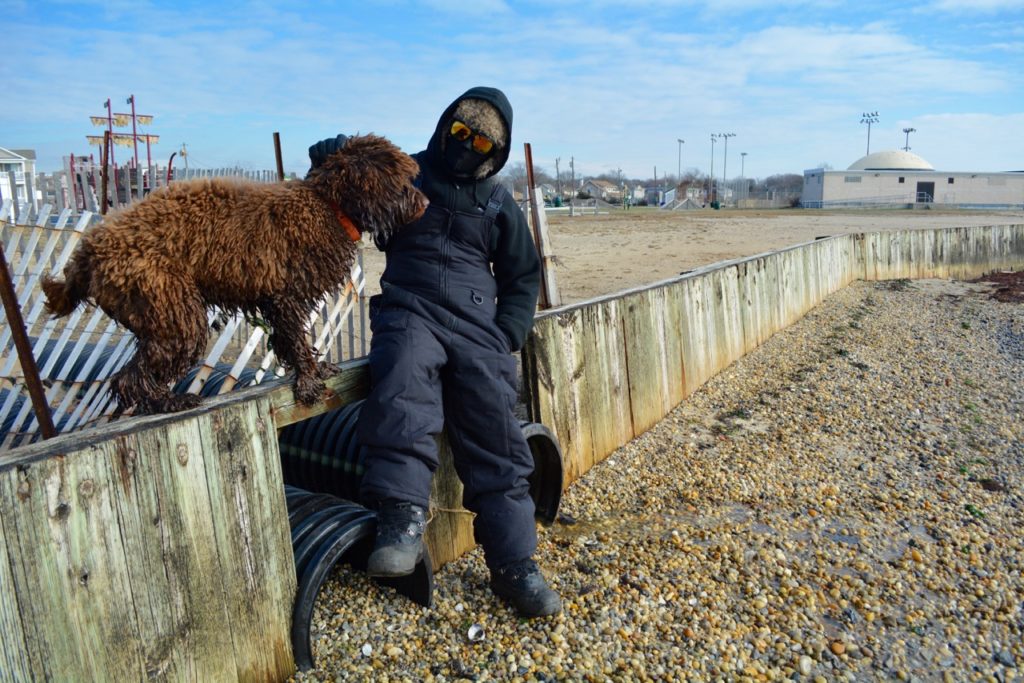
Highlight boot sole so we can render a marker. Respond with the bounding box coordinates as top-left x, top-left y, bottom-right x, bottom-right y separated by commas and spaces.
491, 584, 563, 618
366, 548, 423, 578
